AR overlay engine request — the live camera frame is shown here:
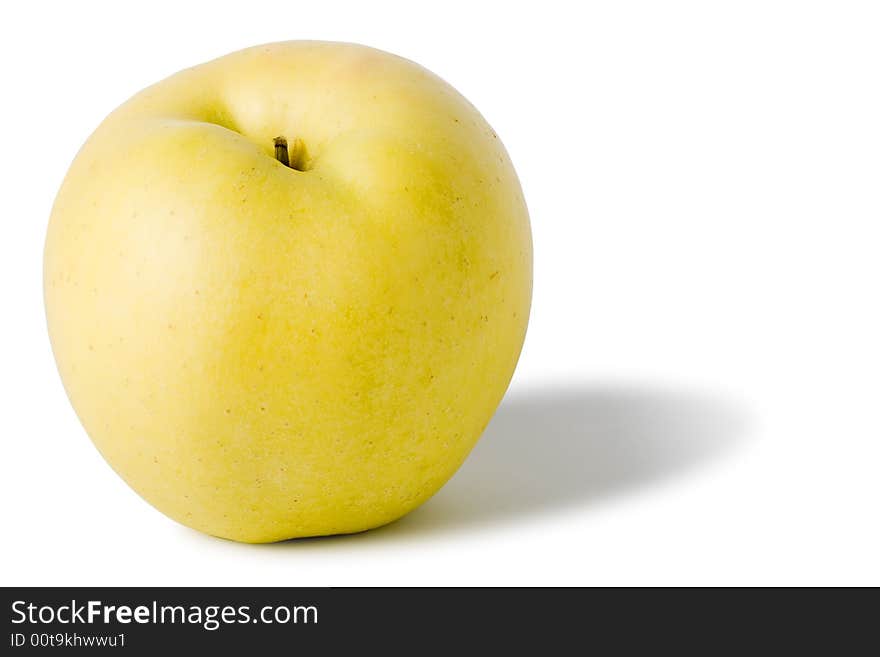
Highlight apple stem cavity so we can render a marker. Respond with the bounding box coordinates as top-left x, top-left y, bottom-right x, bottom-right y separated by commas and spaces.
274, 136, 308, 171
